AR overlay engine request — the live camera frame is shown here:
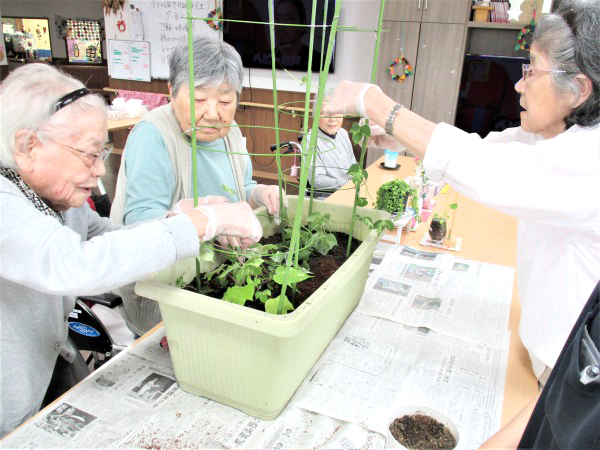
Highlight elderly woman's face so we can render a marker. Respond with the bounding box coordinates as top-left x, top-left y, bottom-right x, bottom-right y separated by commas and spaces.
170, 84, 237, 142
17, 111, 108, 211
514, 44, 575, 138
318, 114, 343, 135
